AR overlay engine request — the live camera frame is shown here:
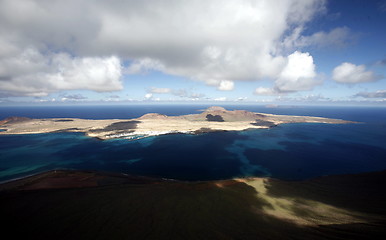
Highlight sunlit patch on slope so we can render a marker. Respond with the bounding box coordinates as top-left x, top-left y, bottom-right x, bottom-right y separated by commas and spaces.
237, 178, 367, 226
